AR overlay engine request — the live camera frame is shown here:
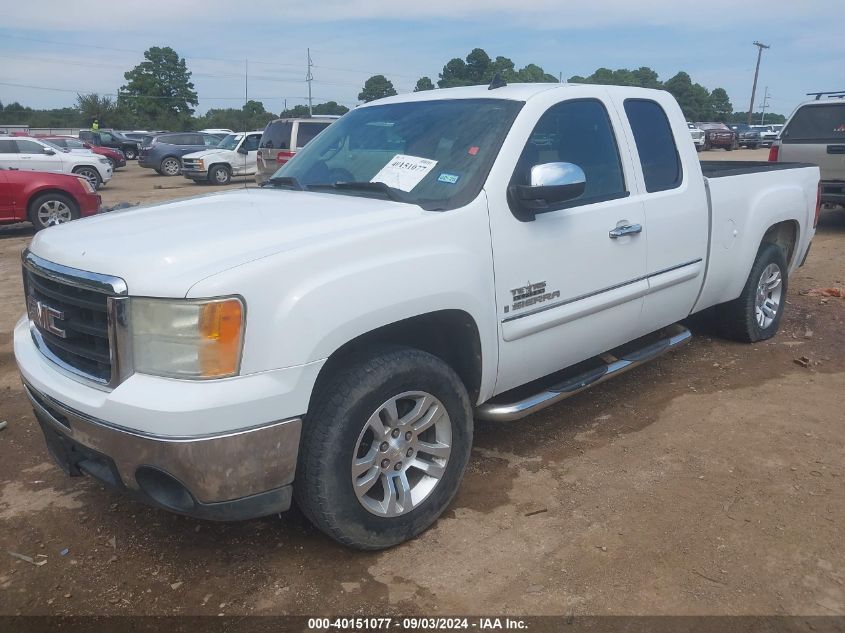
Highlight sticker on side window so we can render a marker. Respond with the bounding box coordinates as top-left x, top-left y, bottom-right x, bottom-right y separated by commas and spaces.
370, 154, 437, 192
